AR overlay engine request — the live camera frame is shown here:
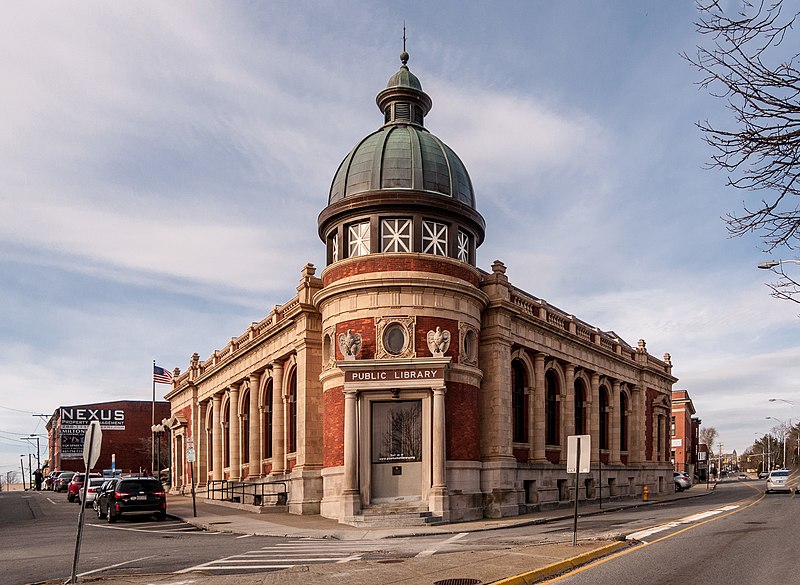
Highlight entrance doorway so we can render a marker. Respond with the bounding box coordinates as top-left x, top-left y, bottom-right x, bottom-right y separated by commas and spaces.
370, 400, 422, 502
